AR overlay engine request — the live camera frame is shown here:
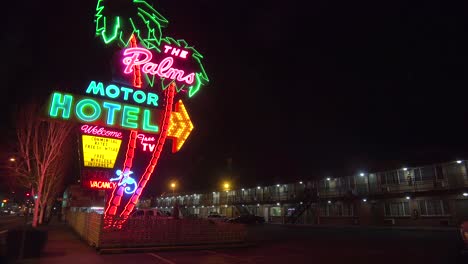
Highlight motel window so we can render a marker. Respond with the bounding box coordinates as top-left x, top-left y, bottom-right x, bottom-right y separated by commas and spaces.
421, 167, 436, 181
382, 171, 399, 185
320, 203, 354, 217
342, 203, 354, 216
398, 170, 407, 183
413, 169, 422, 181
320, 204, 329, 216
324, 180, 330, 190
336, 204, 343, 216
270, 207, 282, 217
384, 202, 410, 217
213, 193, 219, 204
413, 167, 435, 181
418, 200, 449, 216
